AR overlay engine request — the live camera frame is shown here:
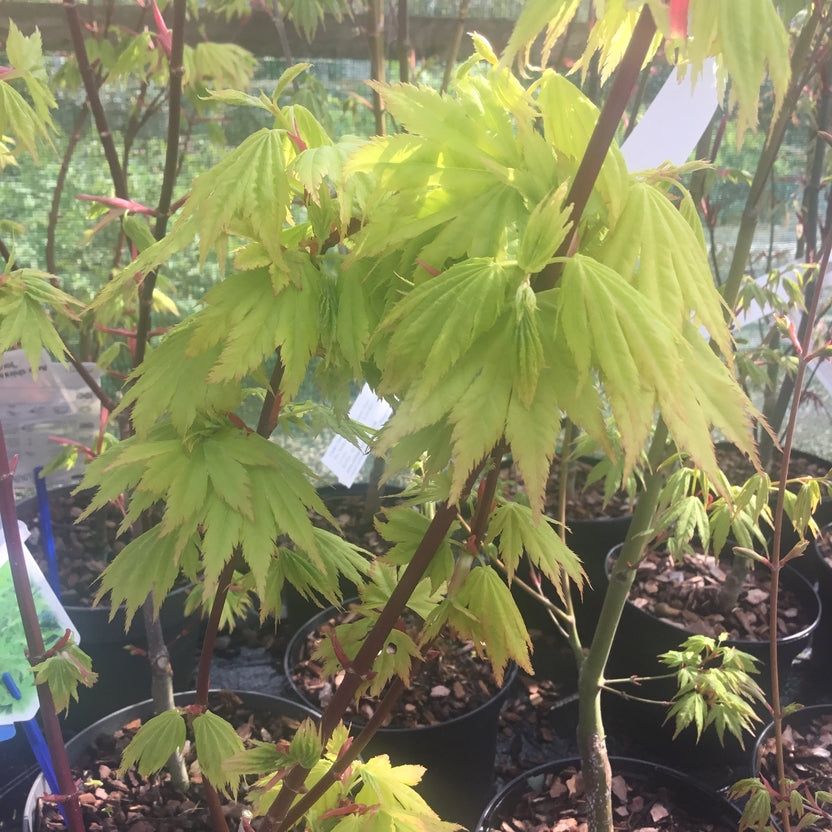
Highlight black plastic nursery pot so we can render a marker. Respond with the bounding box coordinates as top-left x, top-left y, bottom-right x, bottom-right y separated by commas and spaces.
23, 689, 319, 832
284, 603, 518, 830
476, 756, 744, 832
750, 703, 832, 828
601, 544, 822, 762
14, 489, 202, 731
806, 522, 832, 670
